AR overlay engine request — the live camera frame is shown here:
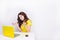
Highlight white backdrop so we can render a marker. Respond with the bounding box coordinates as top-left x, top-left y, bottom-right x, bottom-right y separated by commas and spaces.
0, 0, 60, 40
